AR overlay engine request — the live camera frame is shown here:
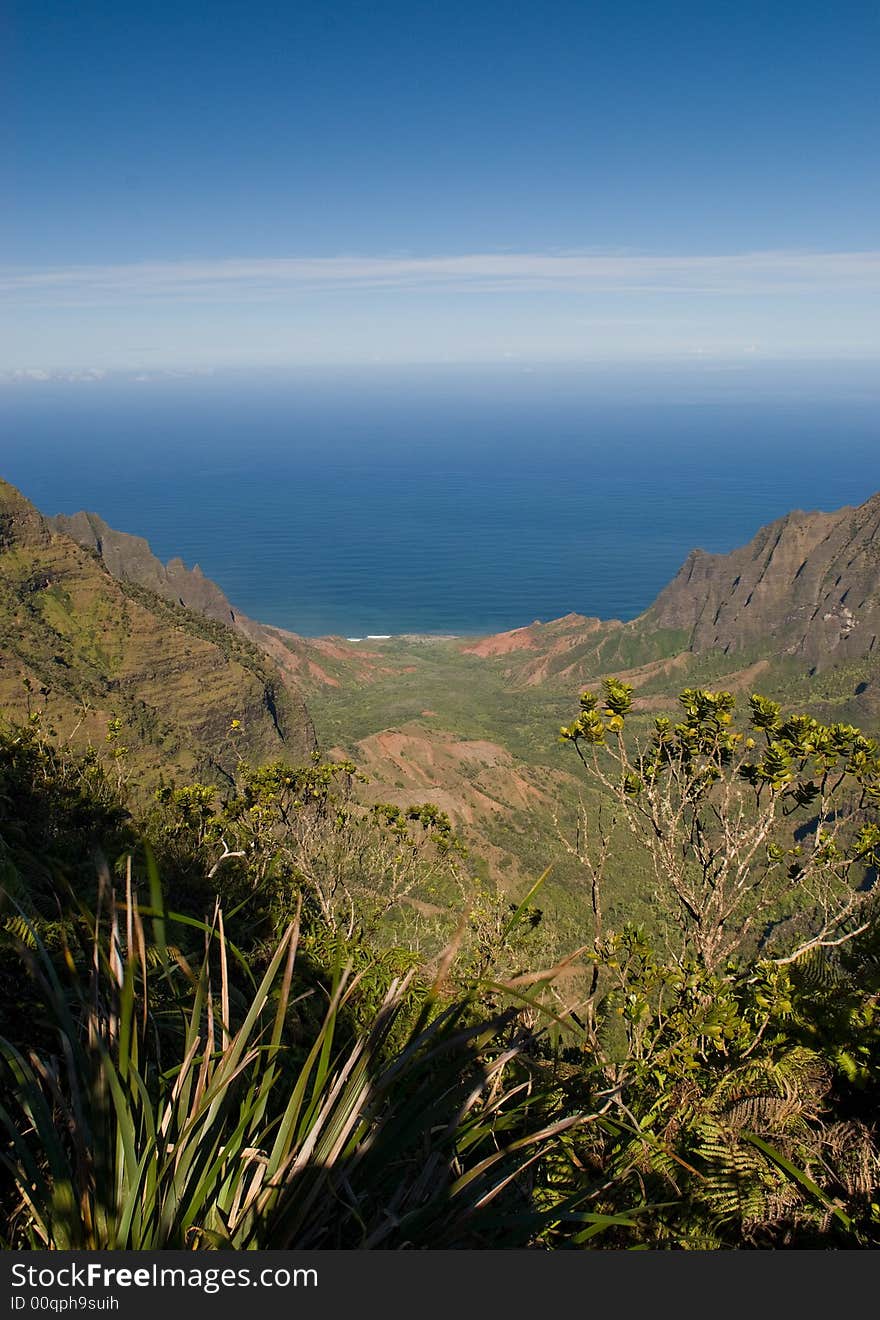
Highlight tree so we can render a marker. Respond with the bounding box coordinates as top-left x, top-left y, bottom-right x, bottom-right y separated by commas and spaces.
545, 681, 880, 1246
560, 681, 880, 972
